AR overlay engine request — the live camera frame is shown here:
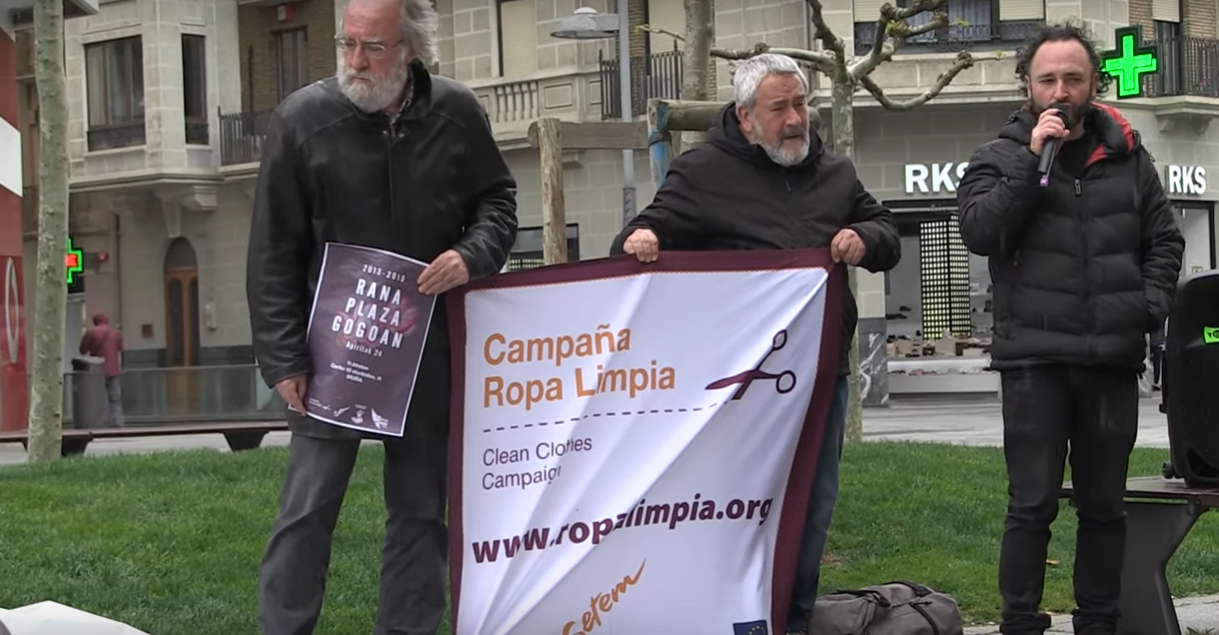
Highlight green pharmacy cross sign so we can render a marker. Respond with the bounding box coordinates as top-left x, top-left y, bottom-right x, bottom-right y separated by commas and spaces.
1101, 25, 1160, 99
65, 237, 84, 285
